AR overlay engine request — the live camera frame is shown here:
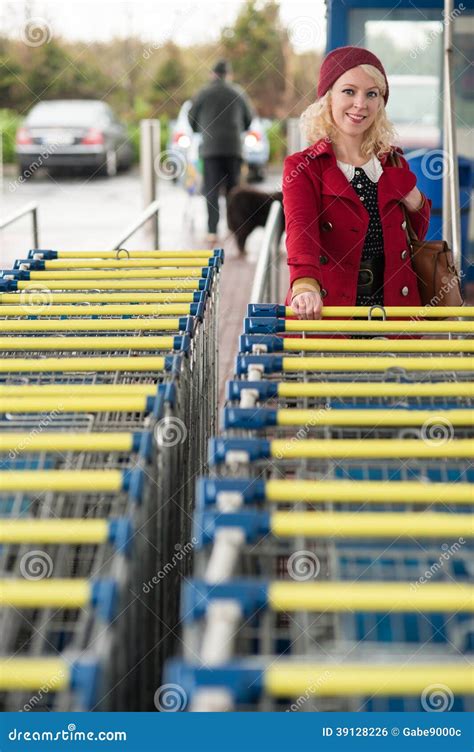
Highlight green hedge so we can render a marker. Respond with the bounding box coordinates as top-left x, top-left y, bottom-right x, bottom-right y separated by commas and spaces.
0, 110, 22, 163
267, 120, 286, 164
